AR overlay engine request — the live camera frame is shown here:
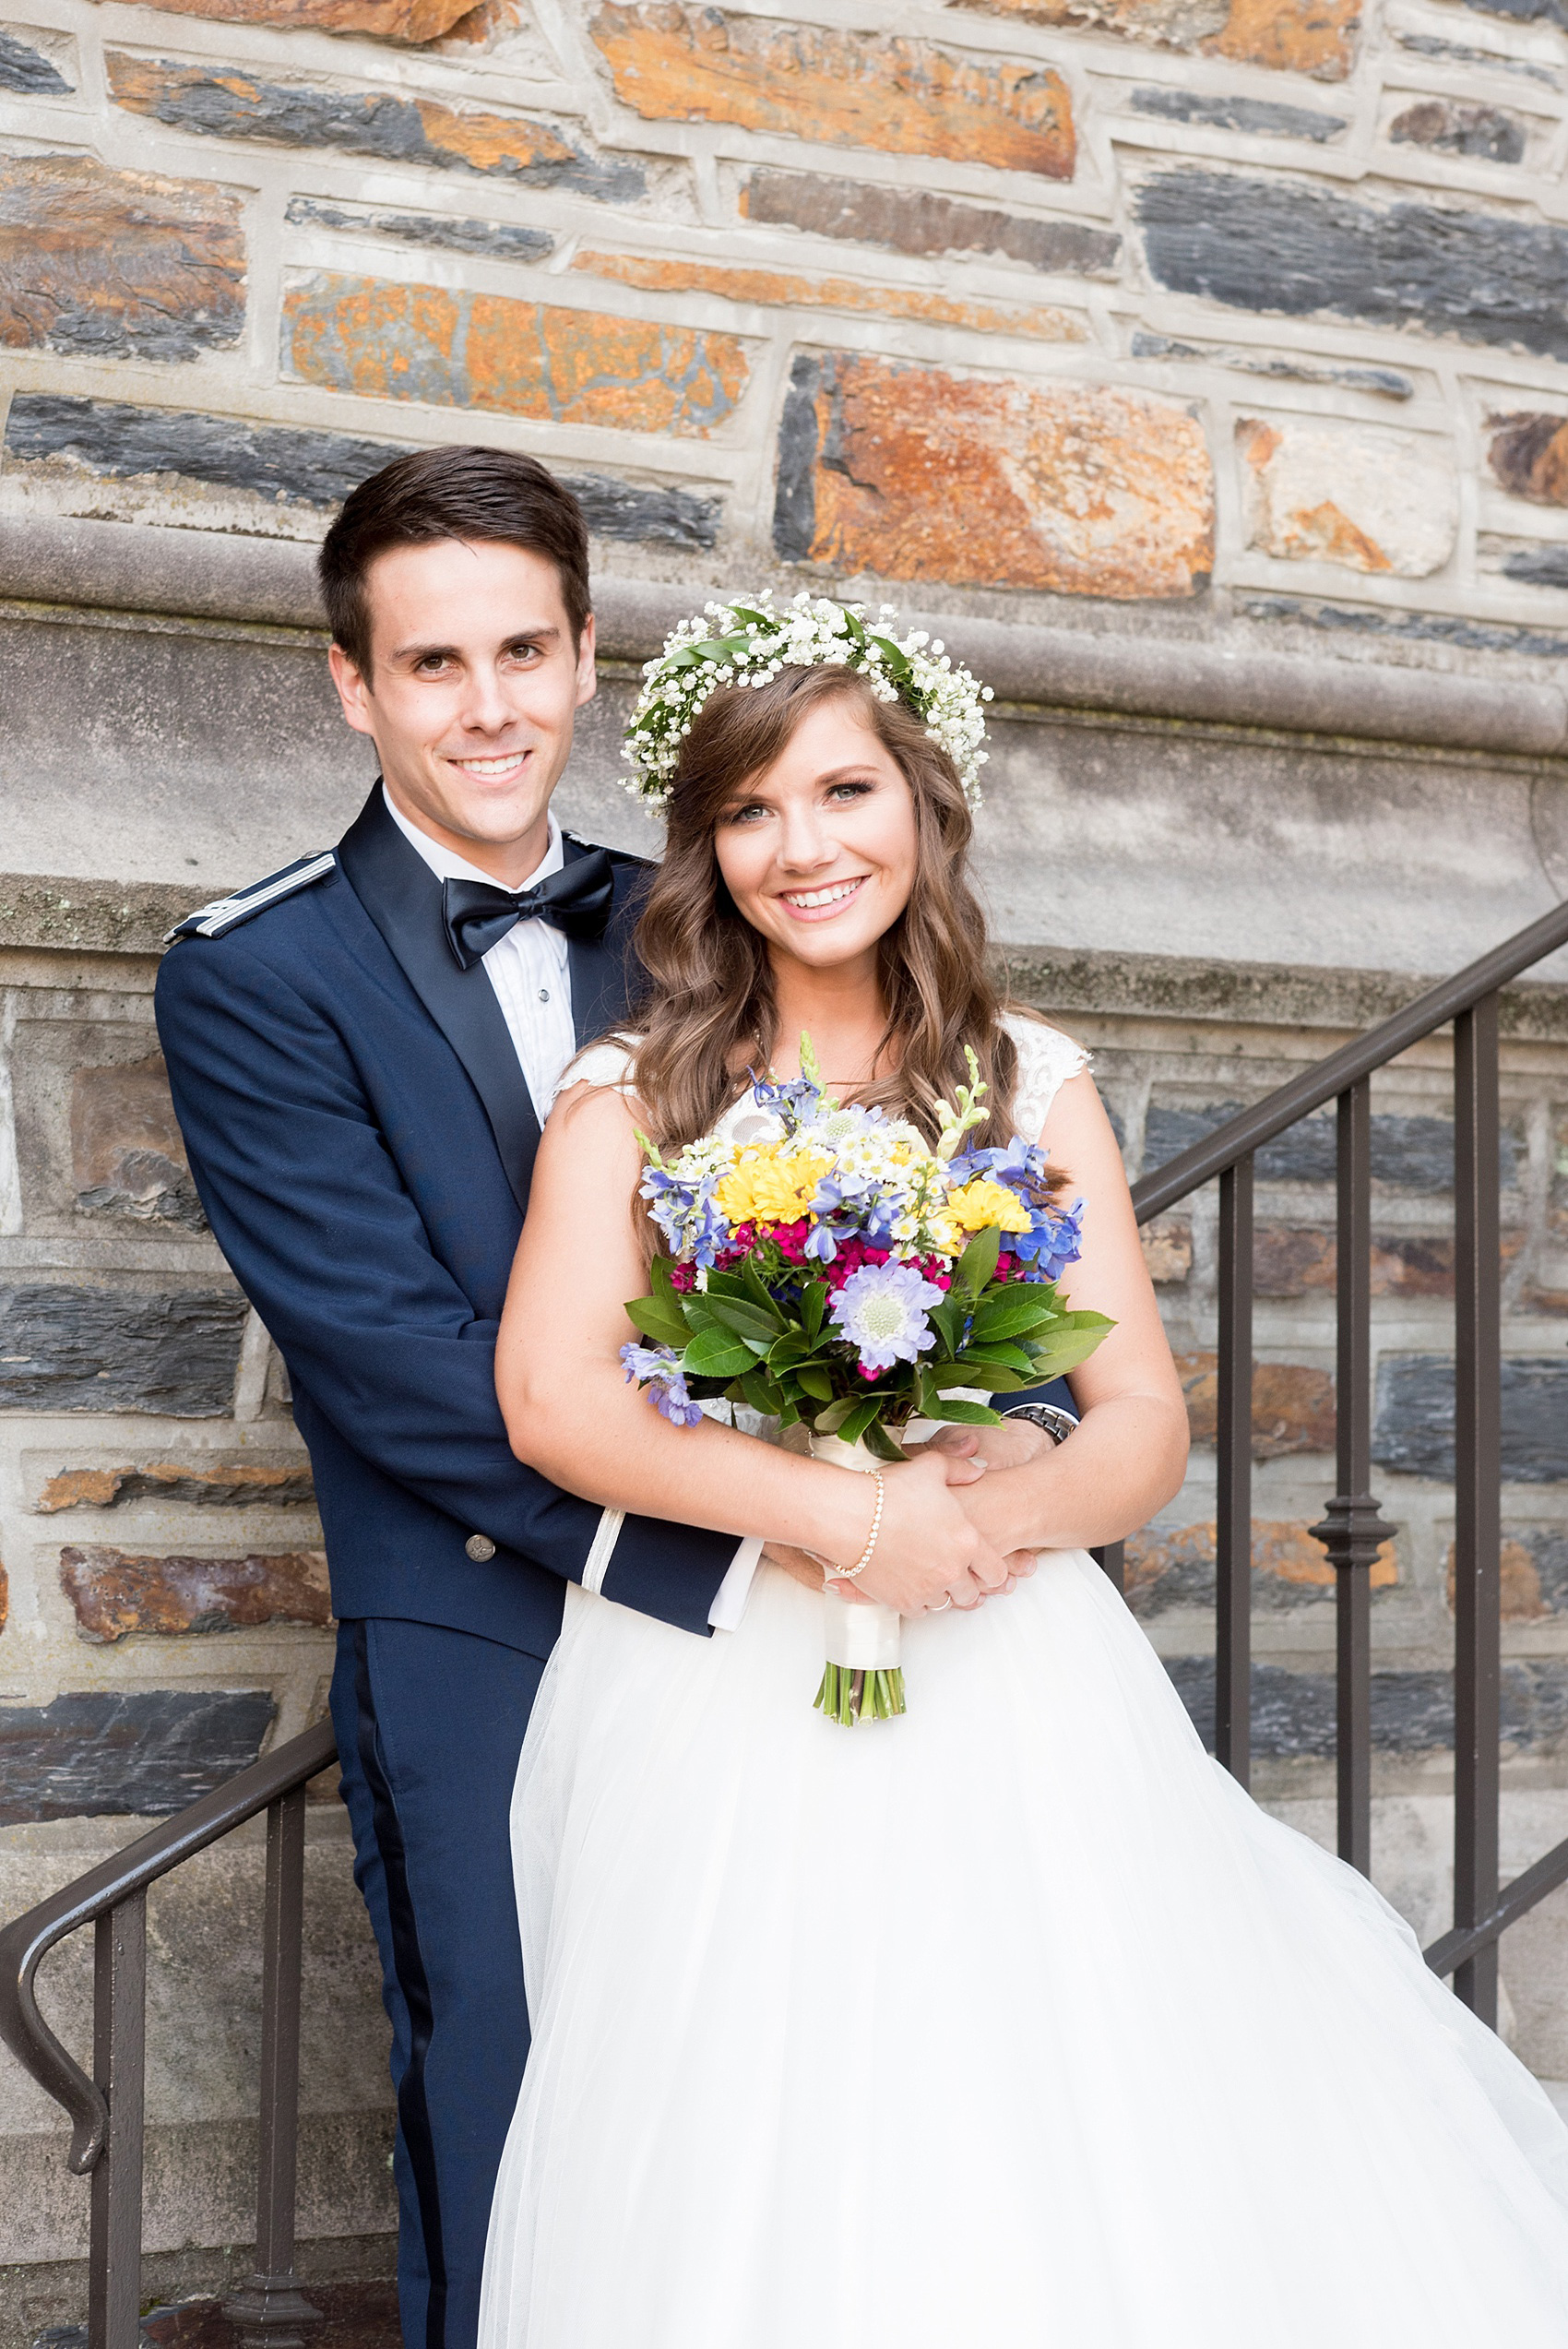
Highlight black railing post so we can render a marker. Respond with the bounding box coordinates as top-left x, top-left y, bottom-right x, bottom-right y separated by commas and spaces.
1091, 1542, 1125, 1593
1311, 1079, 1394, 1877
223, 1787, 321, 2345
1454, 993, 1503, 2026
89, 1894, 146, 2349
1216, 1156, 1254, 1786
